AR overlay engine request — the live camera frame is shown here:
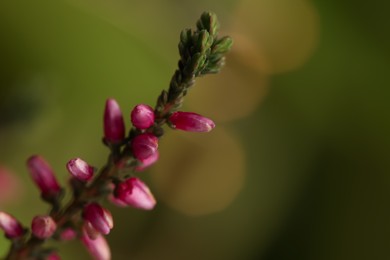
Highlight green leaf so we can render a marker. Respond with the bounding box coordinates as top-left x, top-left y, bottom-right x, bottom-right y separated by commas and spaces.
212, 36, 233, 54
196, 30, 212, 53
197, 11, 220, 37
